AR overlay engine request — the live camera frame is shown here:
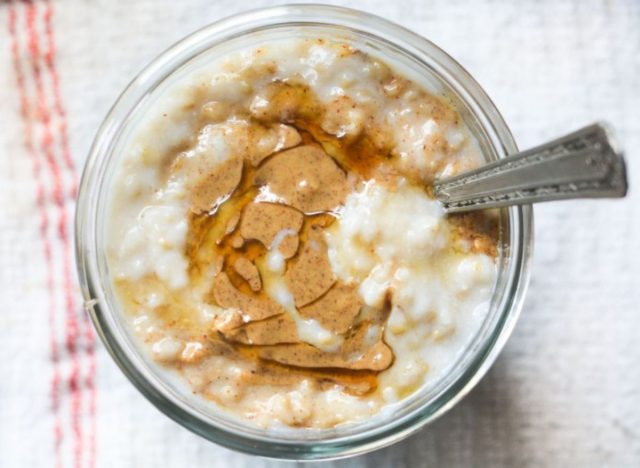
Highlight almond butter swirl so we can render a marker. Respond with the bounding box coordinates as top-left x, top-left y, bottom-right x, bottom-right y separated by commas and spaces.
189, 139, 394, 374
